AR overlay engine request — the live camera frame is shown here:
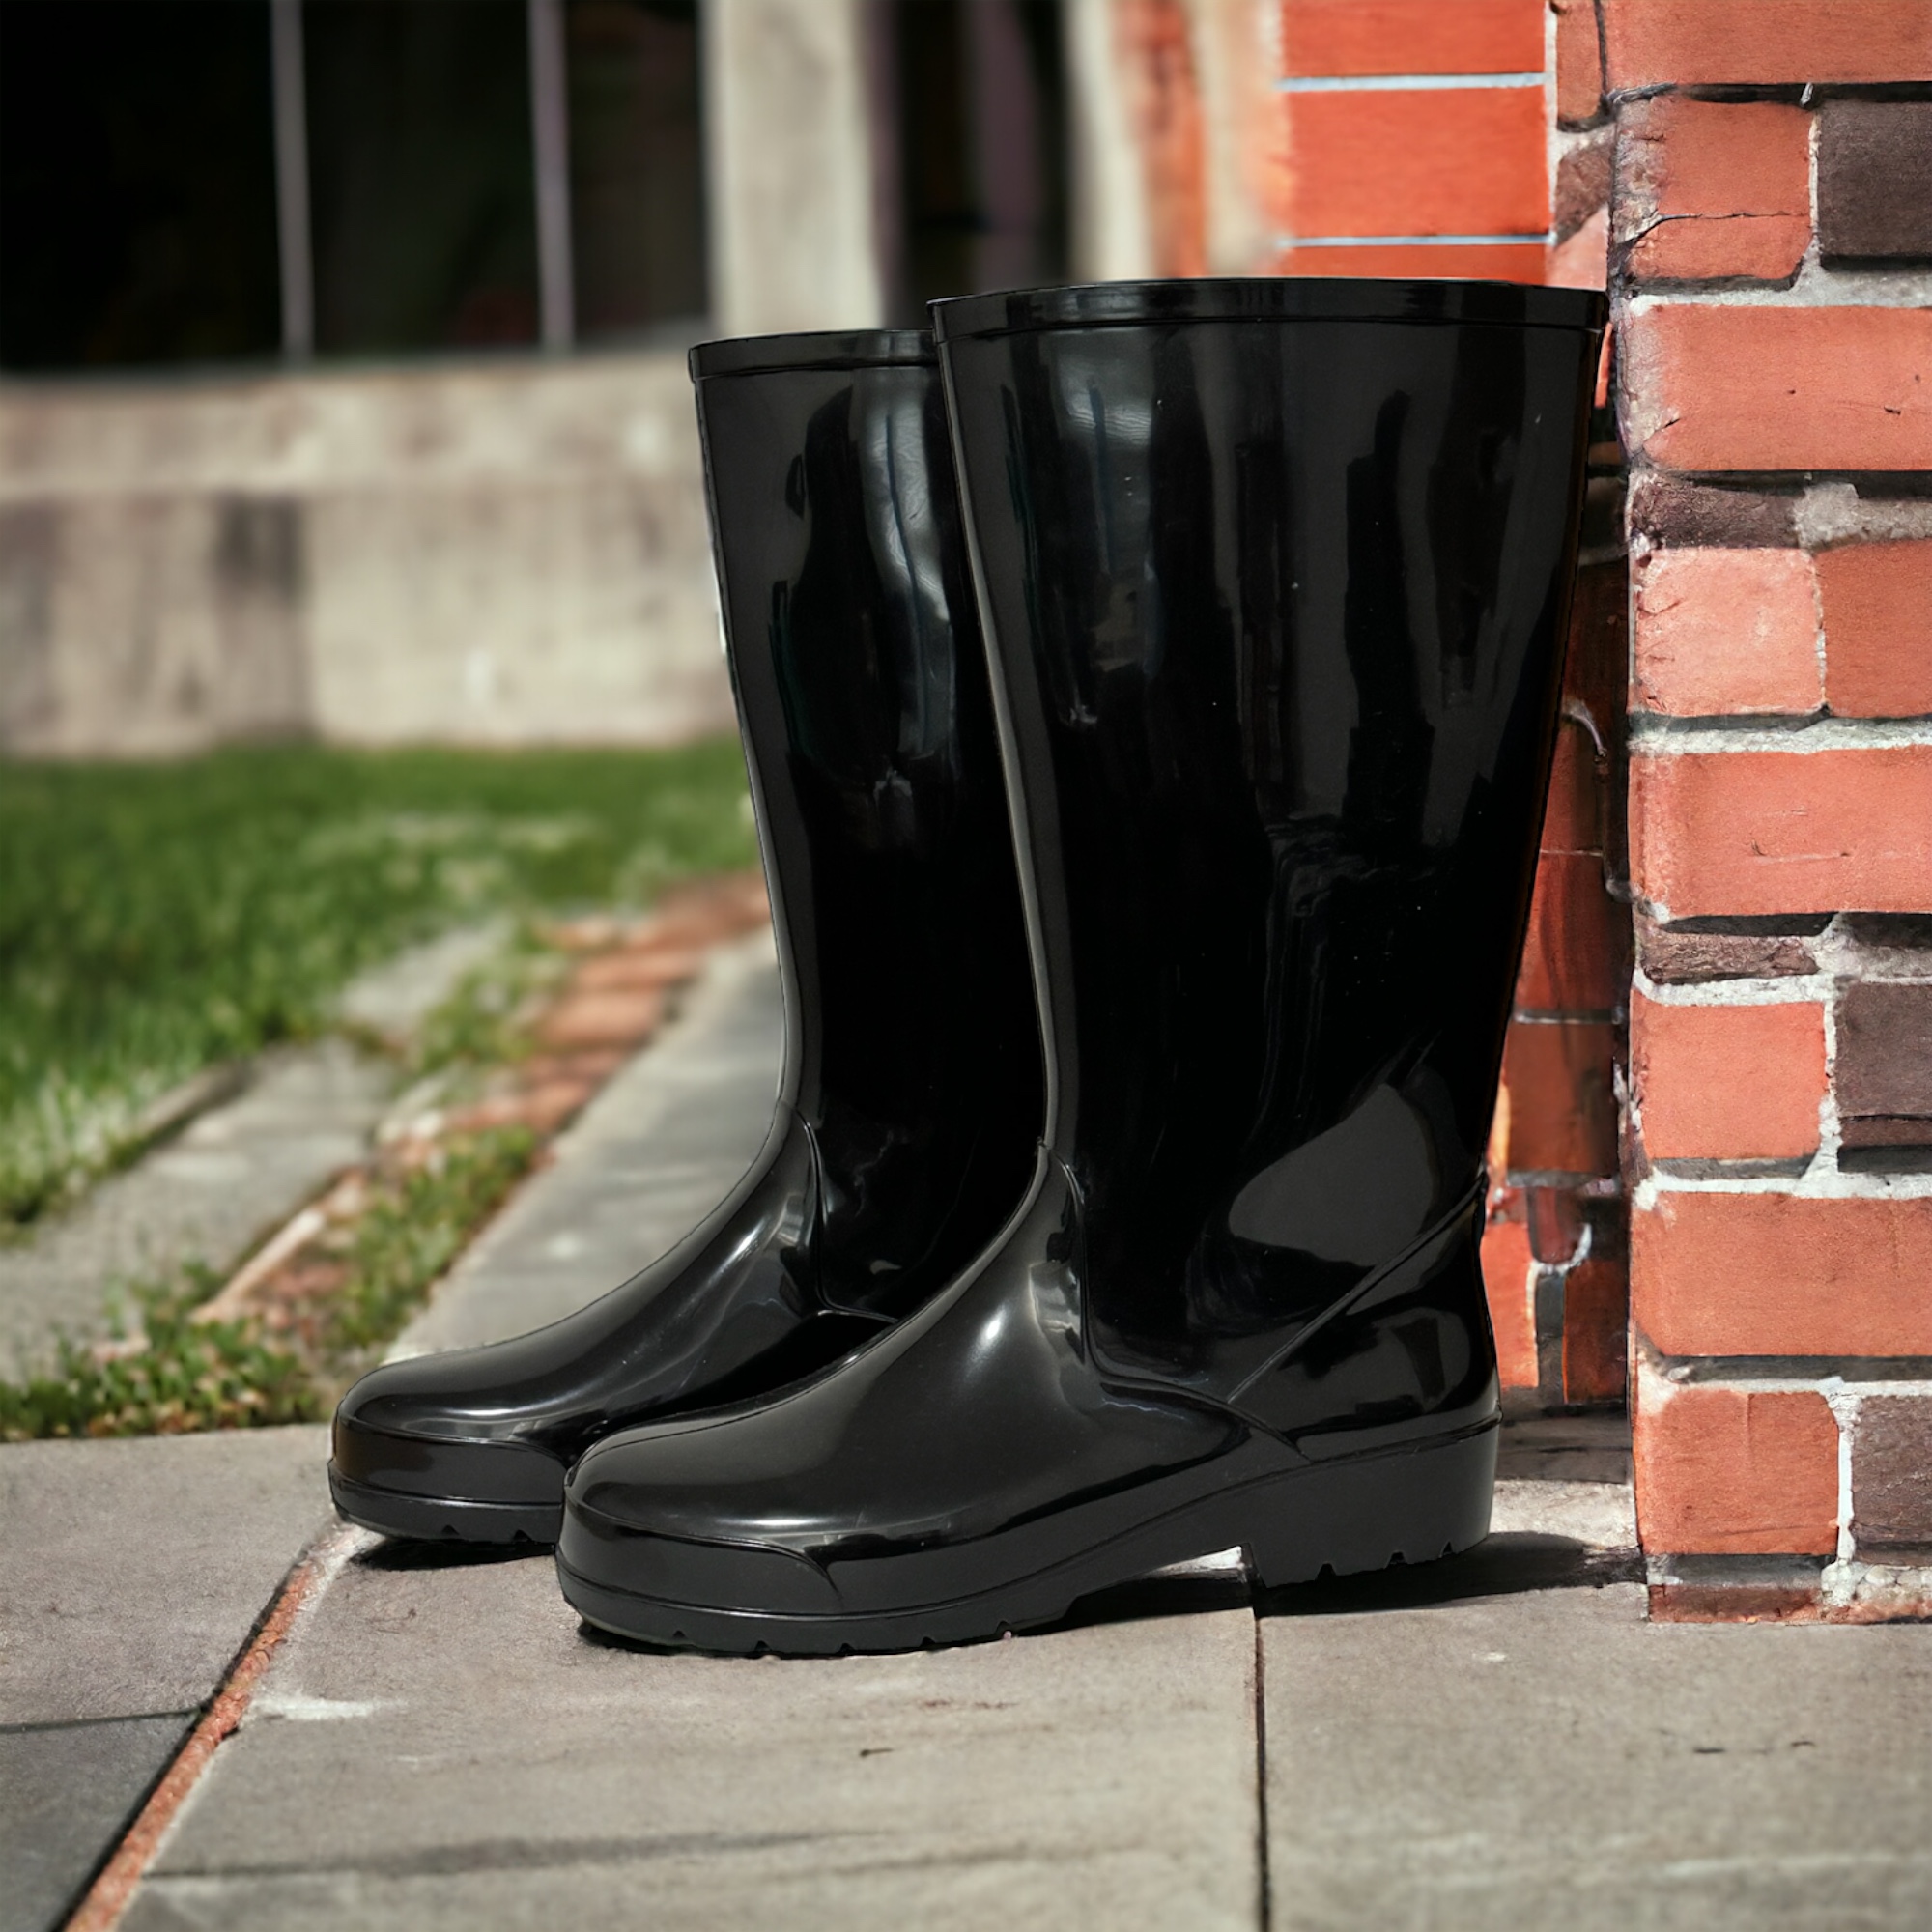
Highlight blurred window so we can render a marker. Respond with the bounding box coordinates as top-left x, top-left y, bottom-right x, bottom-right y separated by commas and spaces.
0, 0, 707, 373
304, 0, 541, 355
887, 0, 1067, 324
566, 0, 706, 341
0, 0, 282, 371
